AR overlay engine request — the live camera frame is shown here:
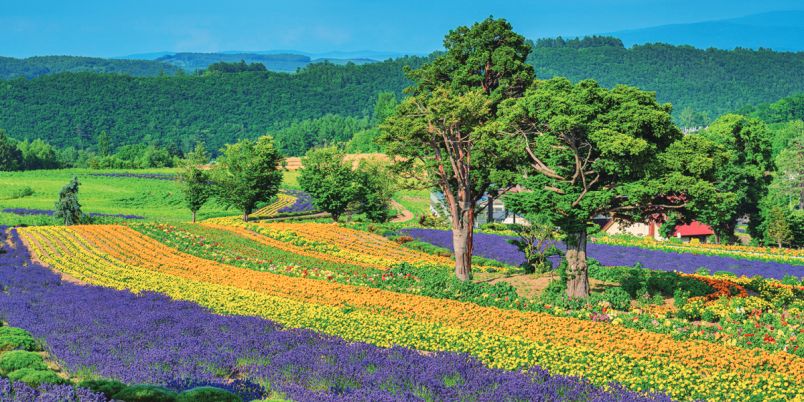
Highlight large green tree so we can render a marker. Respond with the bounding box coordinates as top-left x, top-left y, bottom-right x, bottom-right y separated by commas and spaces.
0, 130, 23, 171
381, 17, 532, 280
498, 78, 706, 298
299, 146, 357, 222
212, 136, 284, 222
697, 114, 773, 242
